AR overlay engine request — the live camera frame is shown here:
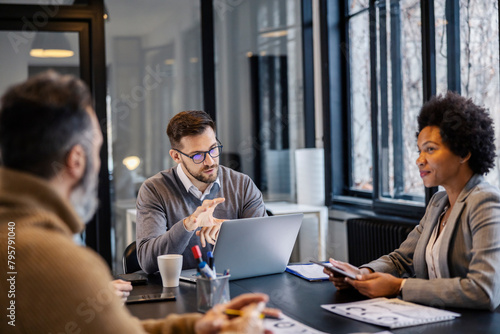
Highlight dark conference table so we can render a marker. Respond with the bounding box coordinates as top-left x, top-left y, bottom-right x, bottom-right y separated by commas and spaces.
126, 271, 500, 334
